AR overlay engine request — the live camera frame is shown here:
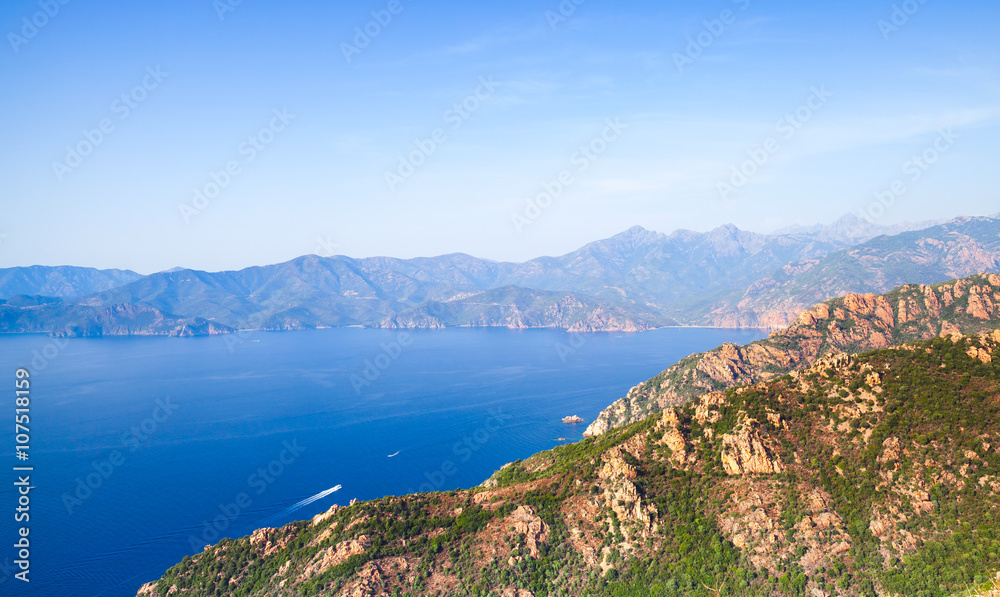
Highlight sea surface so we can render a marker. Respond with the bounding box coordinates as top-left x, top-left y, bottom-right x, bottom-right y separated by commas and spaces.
0, 326, 768, 596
